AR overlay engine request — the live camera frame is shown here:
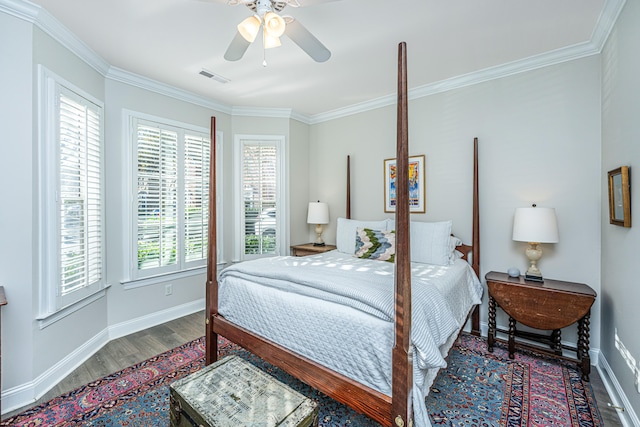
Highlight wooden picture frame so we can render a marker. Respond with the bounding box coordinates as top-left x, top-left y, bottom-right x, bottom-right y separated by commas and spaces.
608, 166, 631, 227
384, 155, 425, 213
